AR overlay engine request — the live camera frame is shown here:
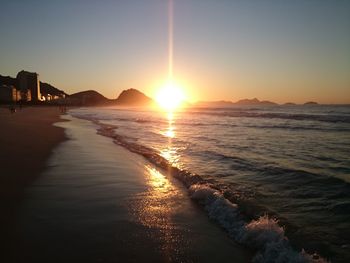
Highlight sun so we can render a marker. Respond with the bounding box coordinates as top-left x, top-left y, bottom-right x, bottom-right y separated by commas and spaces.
156, 80, 185, 111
